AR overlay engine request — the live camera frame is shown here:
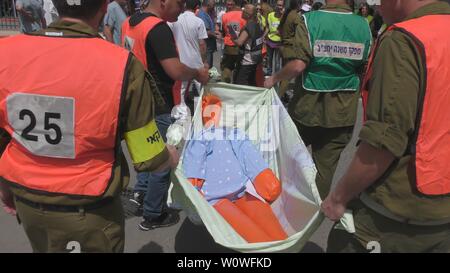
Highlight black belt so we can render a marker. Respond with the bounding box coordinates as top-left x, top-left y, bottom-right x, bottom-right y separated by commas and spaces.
15, 195, 114, 213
